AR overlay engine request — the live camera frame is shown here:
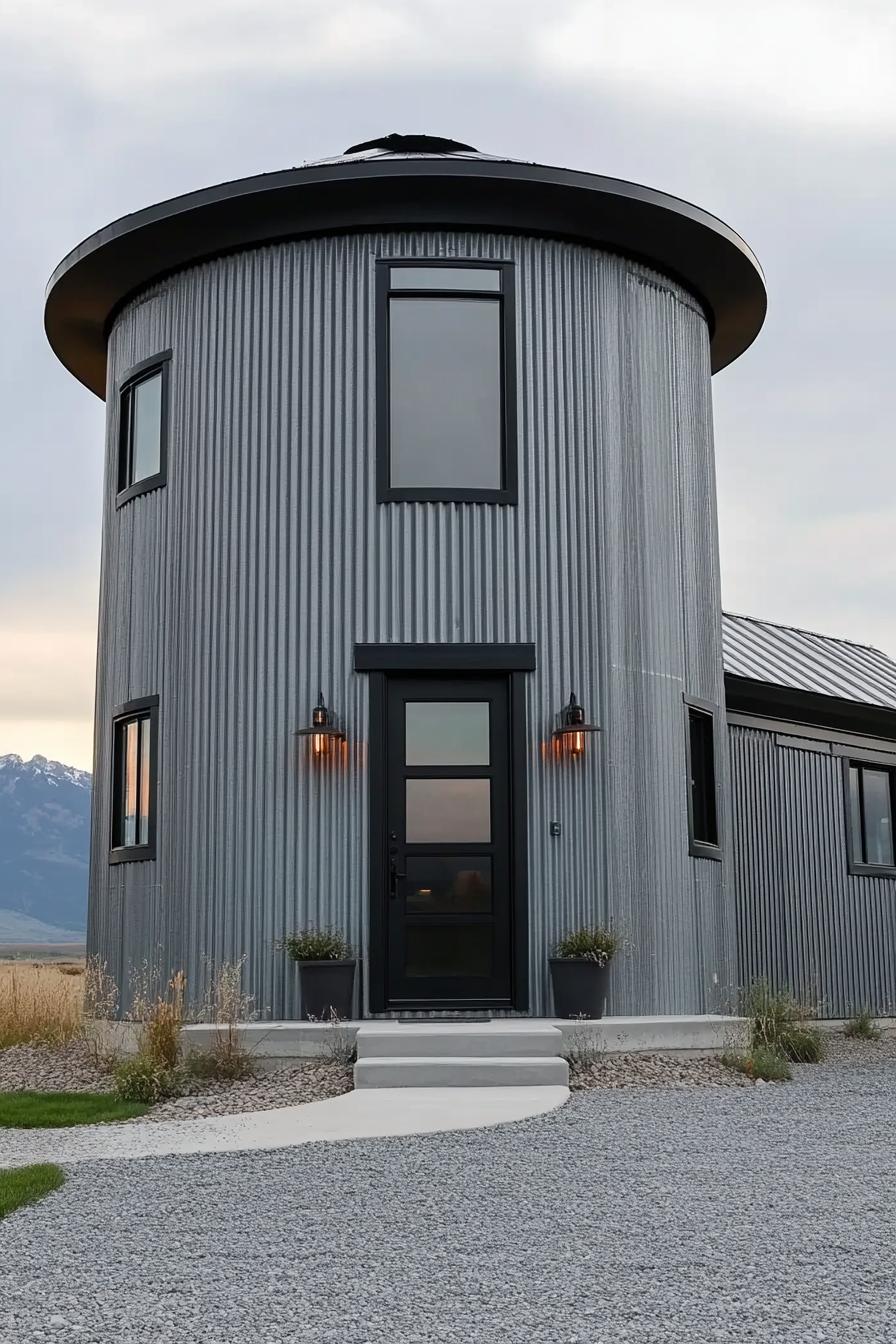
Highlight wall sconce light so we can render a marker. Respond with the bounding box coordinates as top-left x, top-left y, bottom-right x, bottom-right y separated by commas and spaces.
295, 692, 346, 758
552, 692, 600, 756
